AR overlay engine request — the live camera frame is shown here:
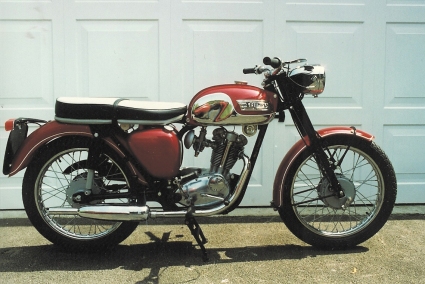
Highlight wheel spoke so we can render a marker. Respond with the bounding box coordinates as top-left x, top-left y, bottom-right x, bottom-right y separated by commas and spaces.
290, 143, 385, 238
36, 147, 129, 239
